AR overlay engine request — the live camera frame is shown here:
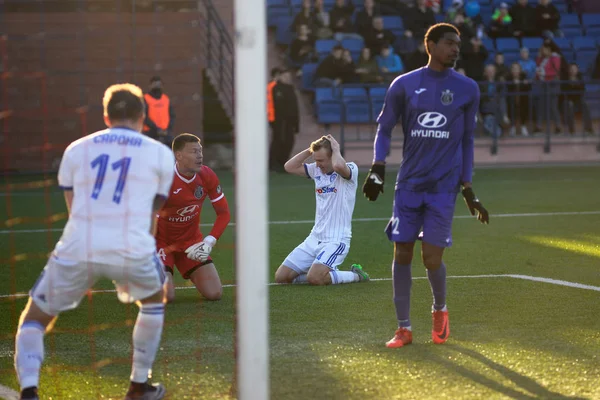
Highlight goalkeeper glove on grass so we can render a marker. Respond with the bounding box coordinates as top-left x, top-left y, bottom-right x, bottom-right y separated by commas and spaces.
362, 163, 385, 201
462, 187, 489, 224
